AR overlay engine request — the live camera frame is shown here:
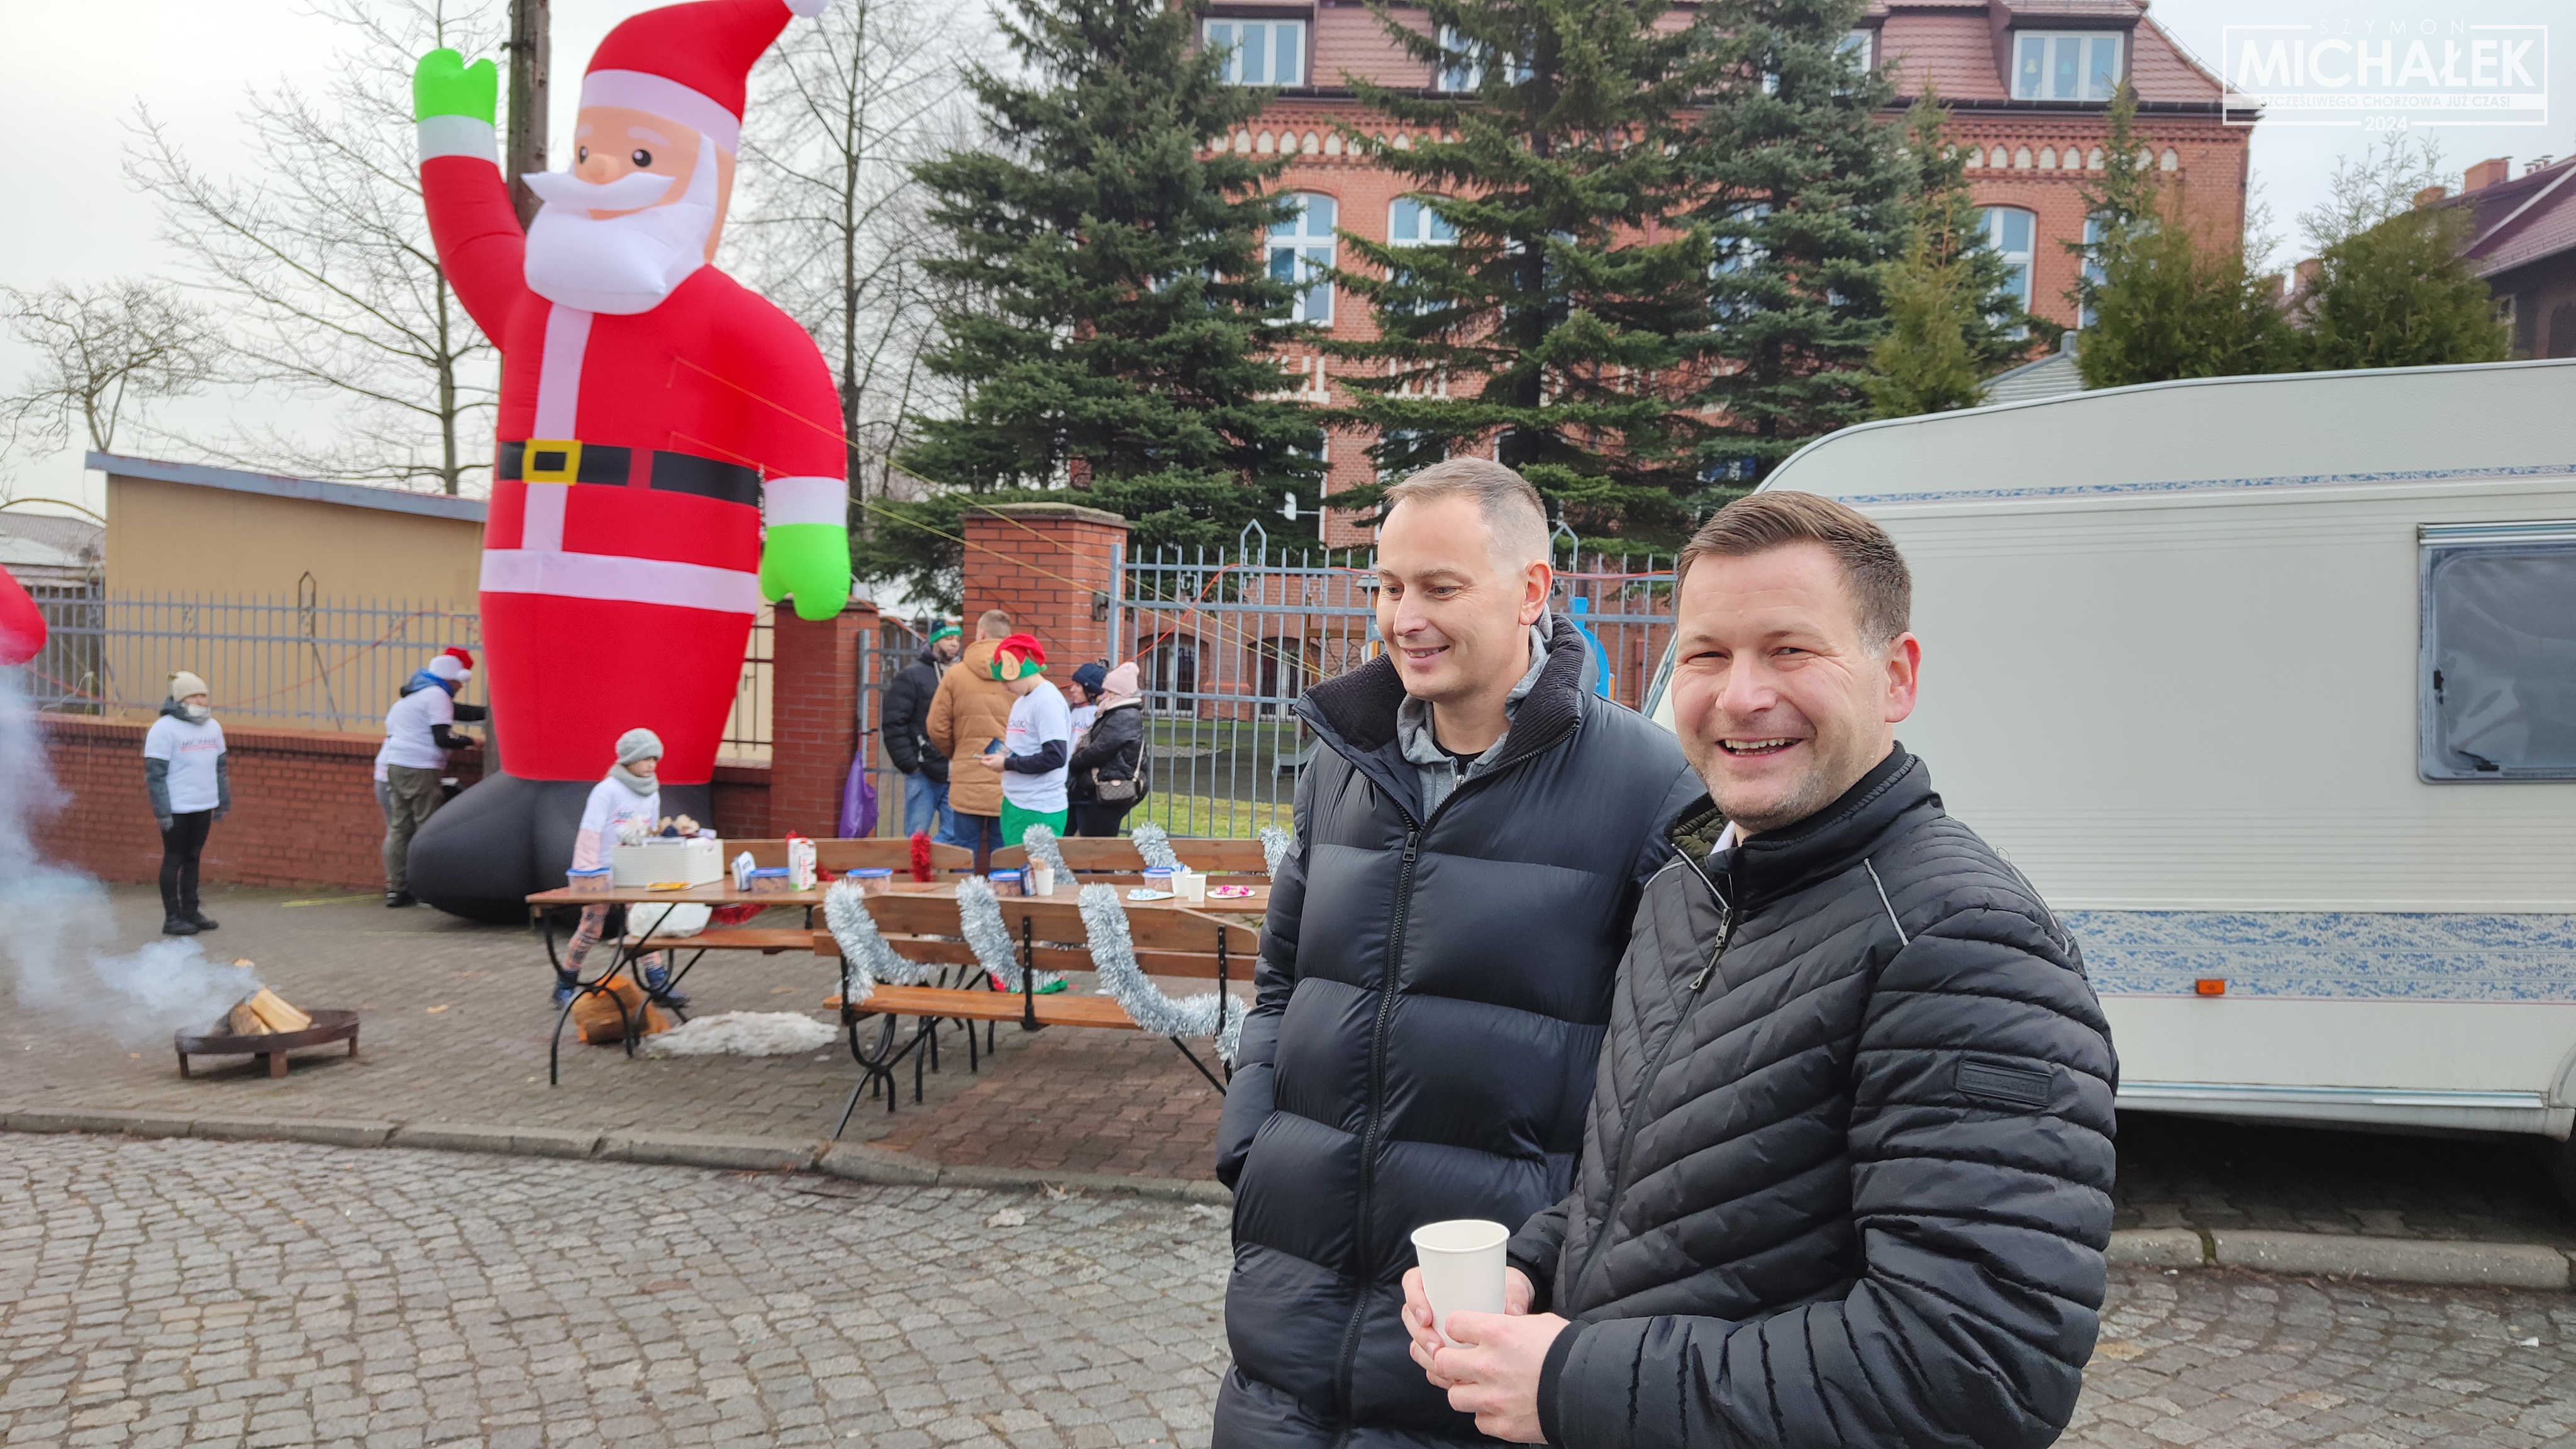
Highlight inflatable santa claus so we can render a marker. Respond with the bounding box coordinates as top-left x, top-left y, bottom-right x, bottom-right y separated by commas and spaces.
406, 0, 848, 919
